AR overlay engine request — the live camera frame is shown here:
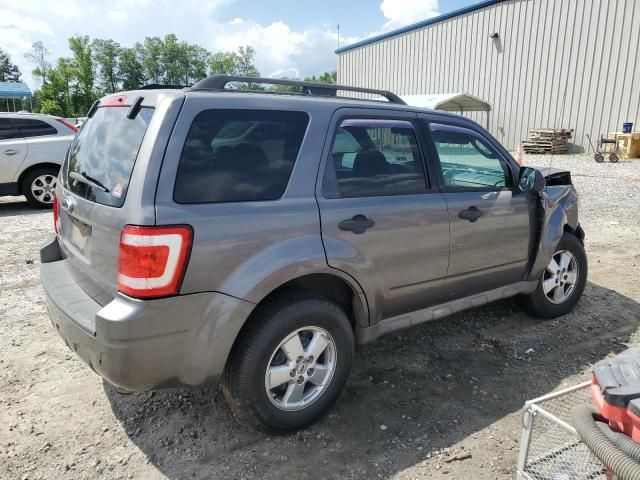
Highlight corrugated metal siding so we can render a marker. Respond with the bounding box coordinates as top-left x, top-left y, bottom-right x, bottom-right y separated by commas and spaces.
337, 0, 640, 151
